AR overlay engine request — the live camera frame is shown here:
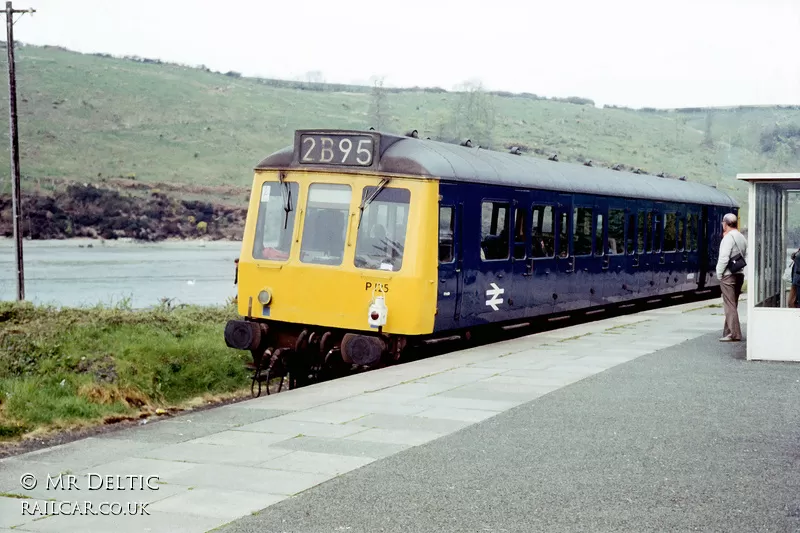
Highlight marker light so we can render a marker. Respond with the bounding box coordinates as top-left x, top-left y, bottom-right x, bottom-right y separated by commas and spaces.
258, 290, 272, 305
367, 296, 388, 328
